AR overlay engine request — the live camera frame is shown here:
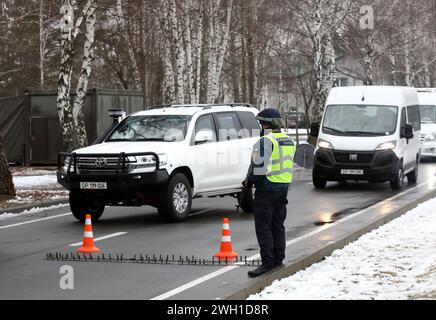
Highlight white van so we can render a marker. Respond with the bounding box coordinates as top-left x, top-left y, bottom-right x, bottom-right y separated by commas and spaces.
311, 86, 421, 190
417, 89, 436, 158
